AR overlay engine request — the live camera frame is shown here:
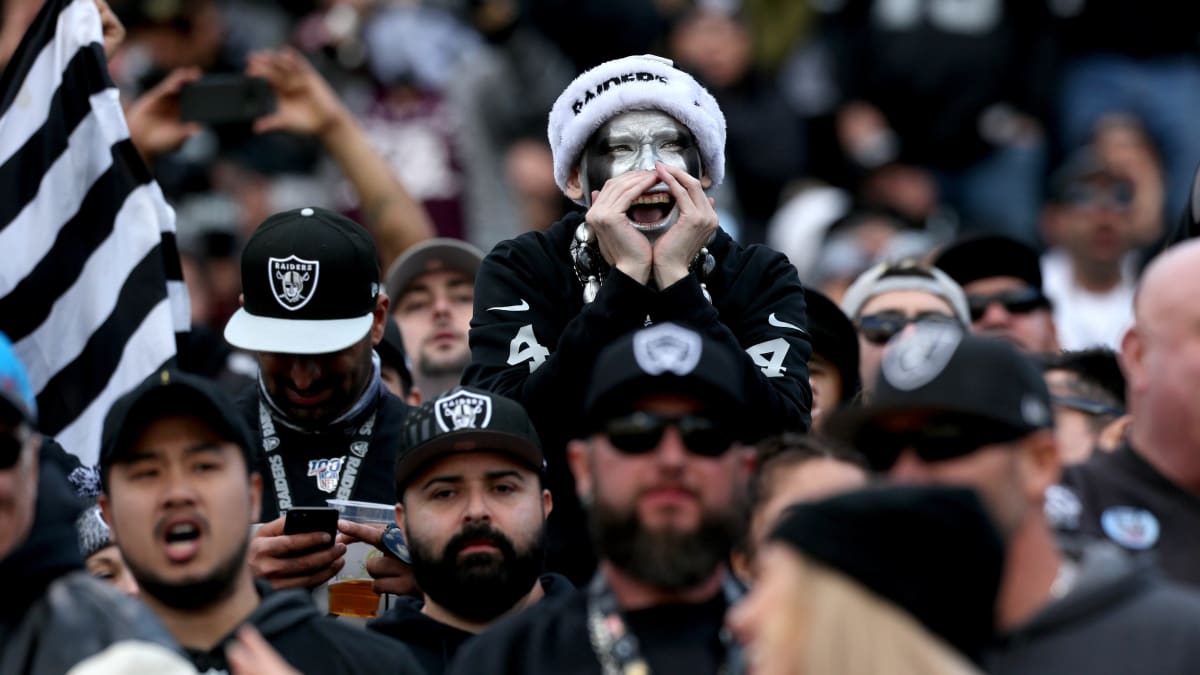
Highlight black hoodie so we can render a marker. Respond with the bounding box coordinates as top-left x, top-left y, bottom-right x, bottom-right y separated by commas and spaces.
368, 573, 574, 674
183, 580, 424, 674
0, 461, 177, 675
